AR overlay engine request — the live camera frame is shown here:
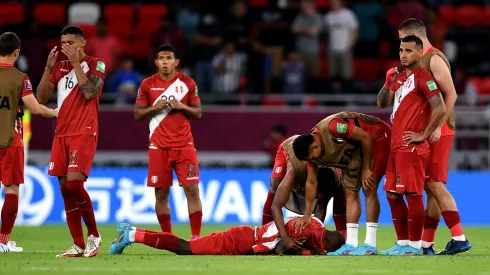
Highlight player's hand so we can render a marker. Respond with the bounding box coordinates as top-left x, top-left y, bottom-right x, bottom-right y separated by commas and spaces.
403, 131, 425, 144
429, 127, 442, 144
293, 215, 311, 233
282, 235, 302, 251
46, 46, 58, 70
61, 44, 80, 65
384, 67, 399, 89
168, 99, 185, 110
361, 168, 377, 190
152, 99, 168, 111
